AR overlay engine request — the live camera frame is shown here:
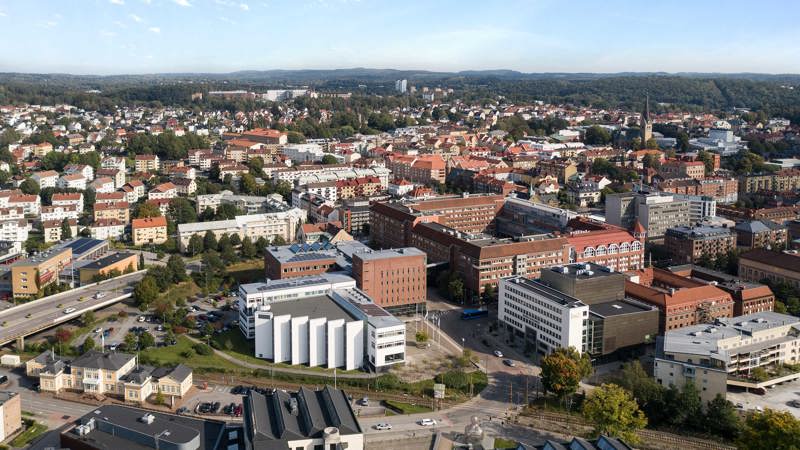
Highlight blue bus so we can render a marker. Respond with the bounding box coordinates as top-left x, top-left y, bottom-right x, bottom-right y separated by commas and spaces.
461, 309, 489, 320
